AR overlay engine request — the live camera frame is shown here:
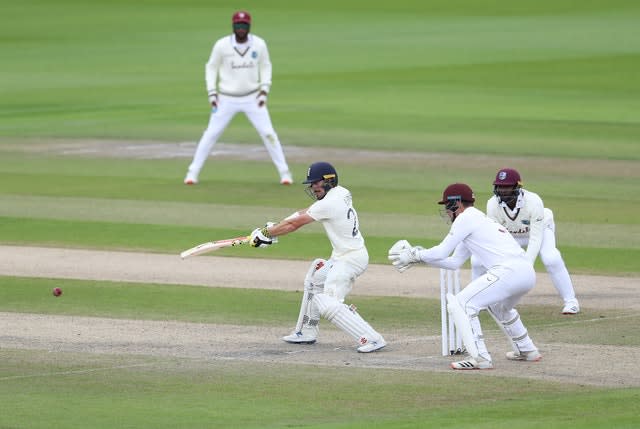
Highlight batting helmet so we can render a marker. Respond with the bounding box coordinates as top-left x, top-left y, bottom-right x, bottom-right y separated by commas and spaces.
303, 162, 338, 187
232, 11, 251, 24
438, 183, 475, 206
493, 168, 522, 187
